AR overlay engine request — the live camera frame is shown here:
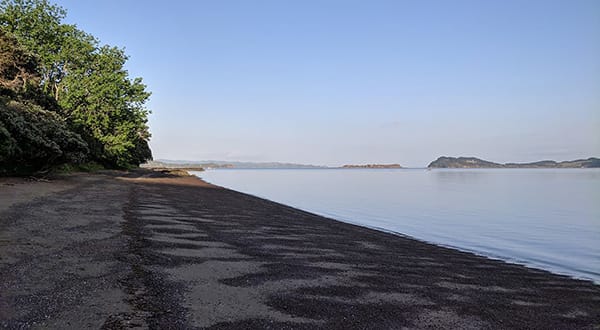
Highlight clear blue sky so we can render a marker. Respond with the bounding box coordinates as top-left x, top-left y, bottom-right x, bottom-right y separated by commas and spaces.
56, 0, 599, 167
